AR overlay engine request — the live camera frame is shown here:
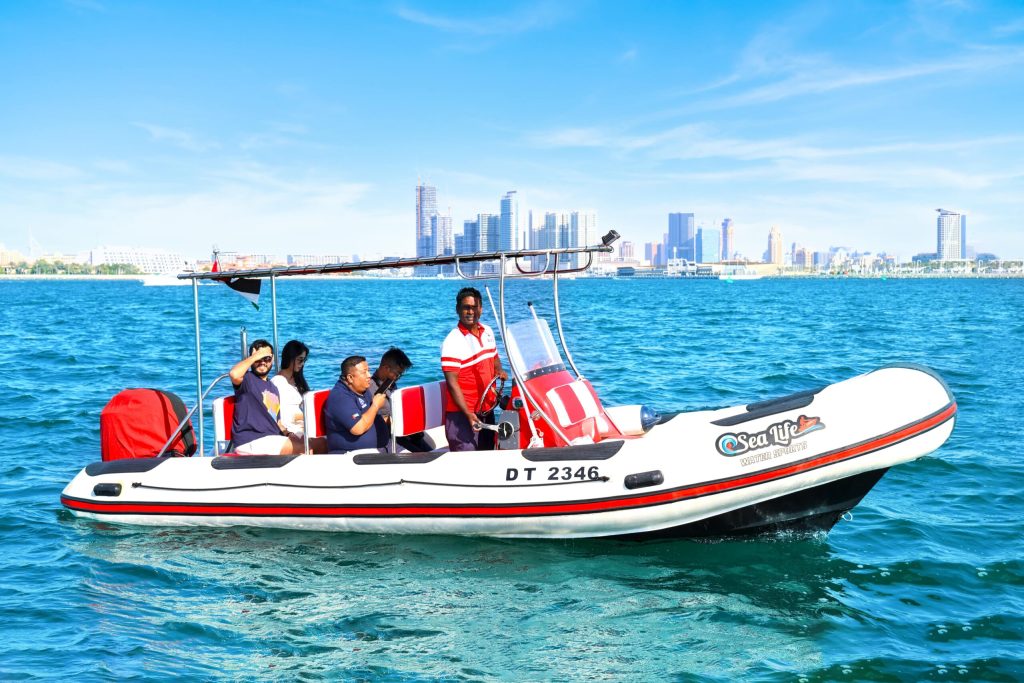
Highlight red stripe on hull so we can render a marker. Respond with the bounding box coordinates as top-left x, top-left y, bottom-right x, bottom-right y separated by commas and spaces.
63, 403, 956, 519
